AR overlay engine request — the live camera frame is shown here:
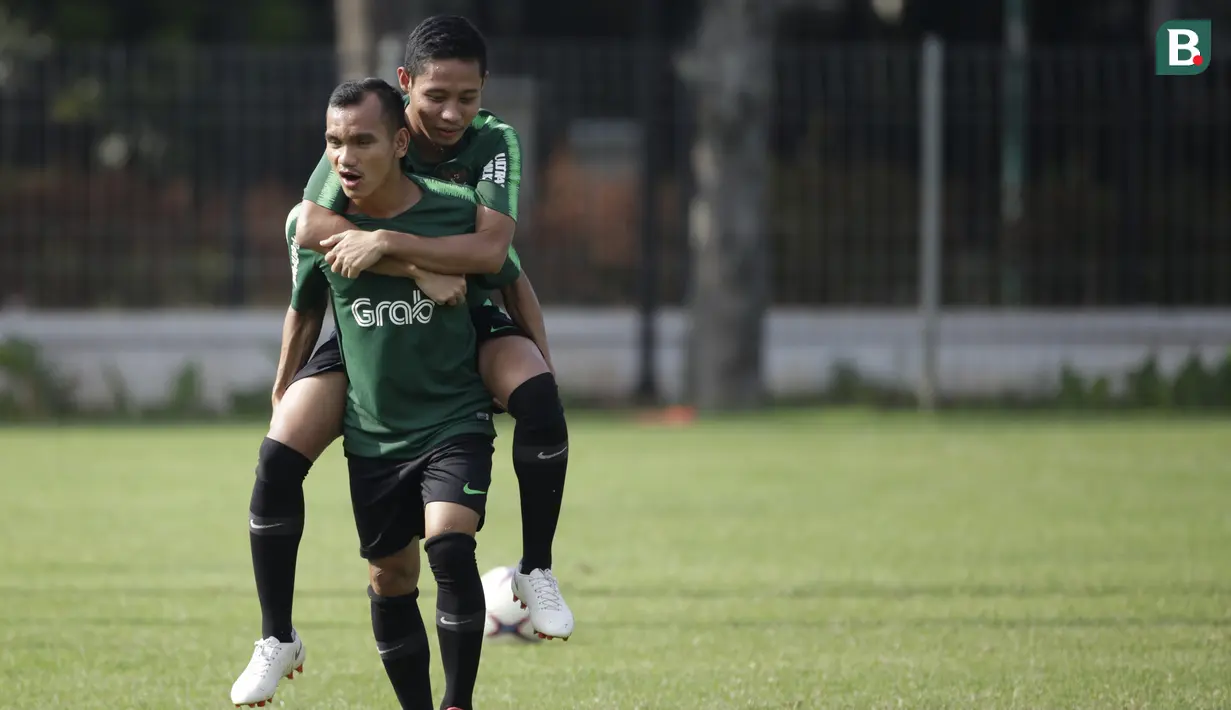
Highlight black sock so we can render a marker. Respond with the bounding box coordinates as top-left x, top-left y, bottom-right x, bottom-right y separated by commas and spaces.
369, 586, 434, 710
249, 437, 311, 643
425, 533, 485, 710
505, 372, 569, 573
